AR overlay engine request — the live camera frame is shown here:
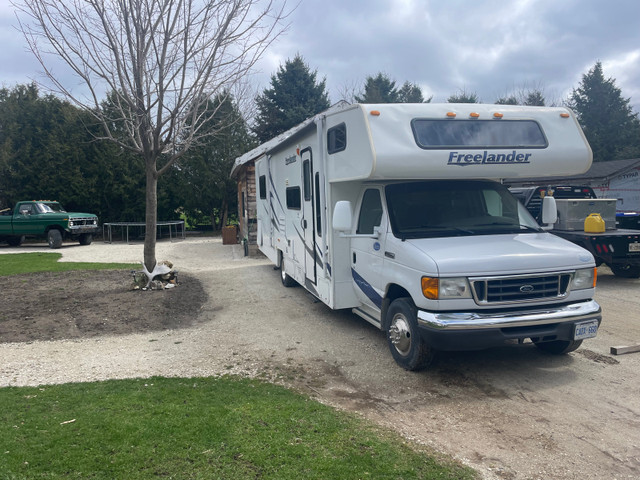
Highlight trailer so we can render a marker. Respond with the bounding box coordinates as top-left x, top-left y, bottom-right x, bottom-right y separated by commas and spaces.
237, 103, 602, 370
